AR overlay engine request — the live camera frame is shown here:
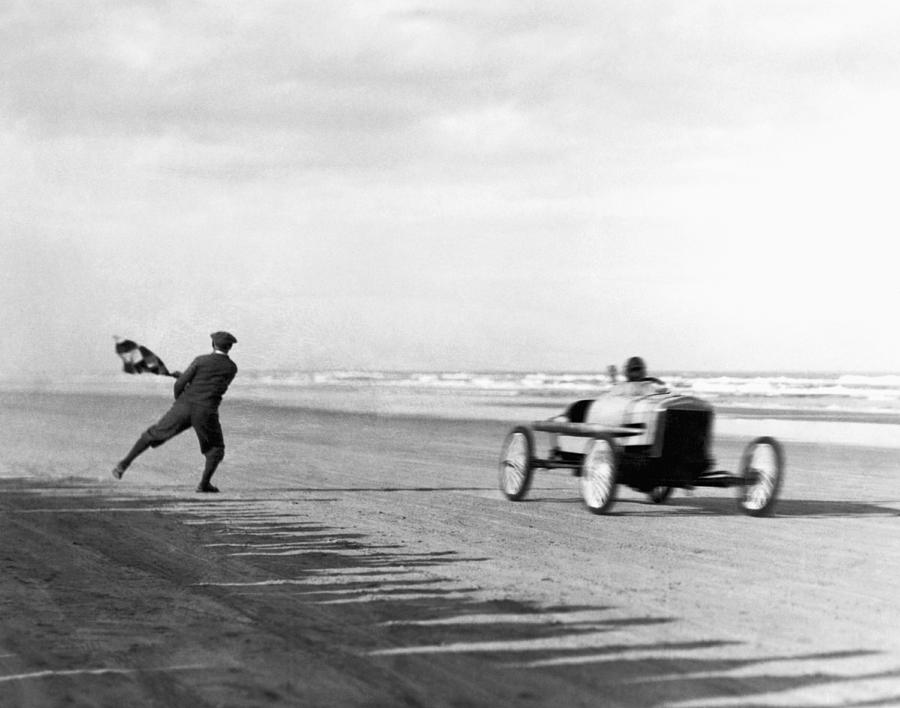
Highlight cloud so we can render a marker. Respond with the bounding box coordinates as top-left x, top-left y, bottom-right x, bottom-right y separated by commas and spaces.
6, 0, 899, 190
4, 1, 900, 373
